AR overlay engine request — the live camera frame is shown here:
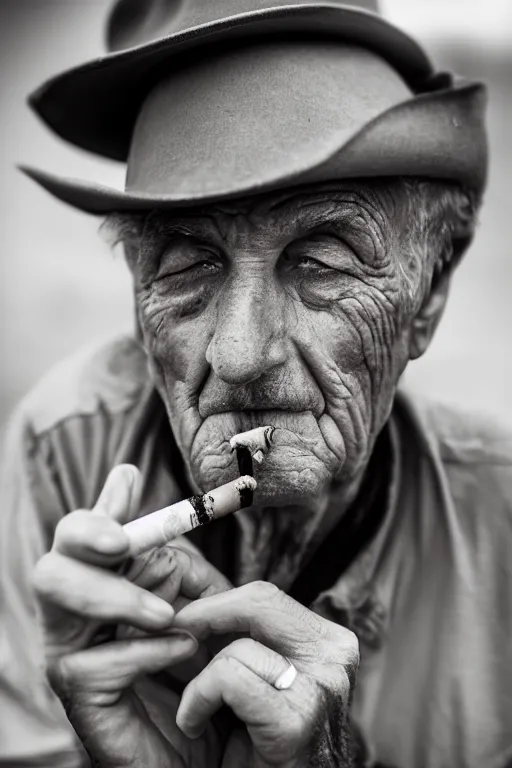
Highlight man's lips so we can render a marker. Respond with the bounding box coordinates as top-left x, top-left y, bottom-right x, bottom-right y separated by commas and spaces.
198, 404, 323, 419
